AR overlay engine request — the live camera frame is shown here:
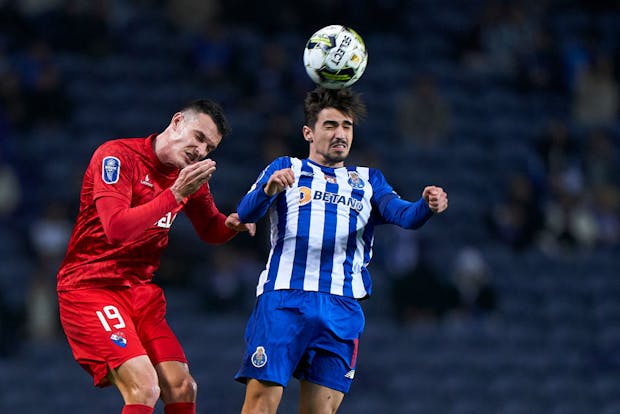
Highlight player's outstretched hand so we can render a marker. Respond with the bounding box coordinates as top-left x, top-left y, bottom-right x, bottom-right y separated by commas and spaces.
170, 159, 217, 202
423, 186, 448, 213
225, 213, 256, 236
264, 168, 295, 196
